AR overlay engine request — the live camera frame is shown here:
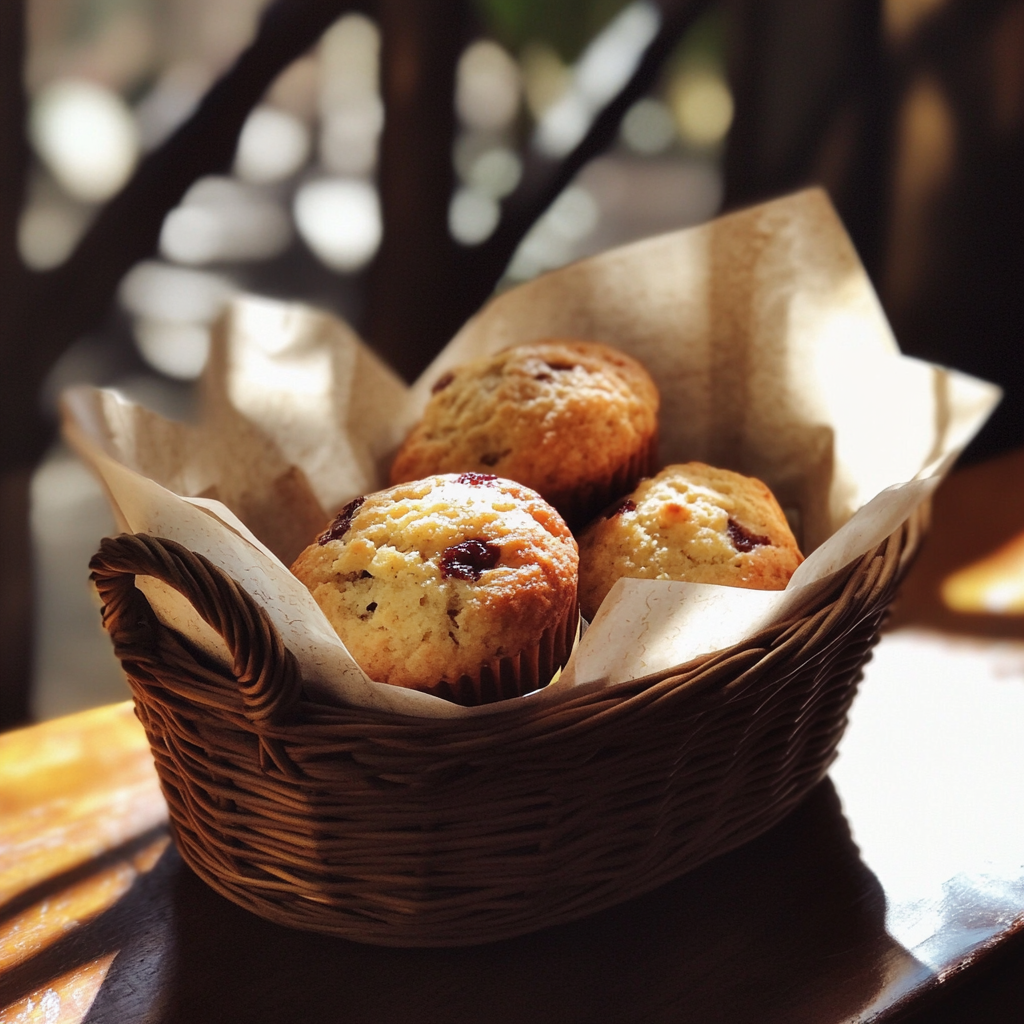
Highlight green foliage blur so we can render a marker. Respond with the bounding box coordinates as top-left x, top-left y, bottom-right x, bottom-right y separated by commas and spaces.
473, 0, 635, 60
474, 0, 727, 74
